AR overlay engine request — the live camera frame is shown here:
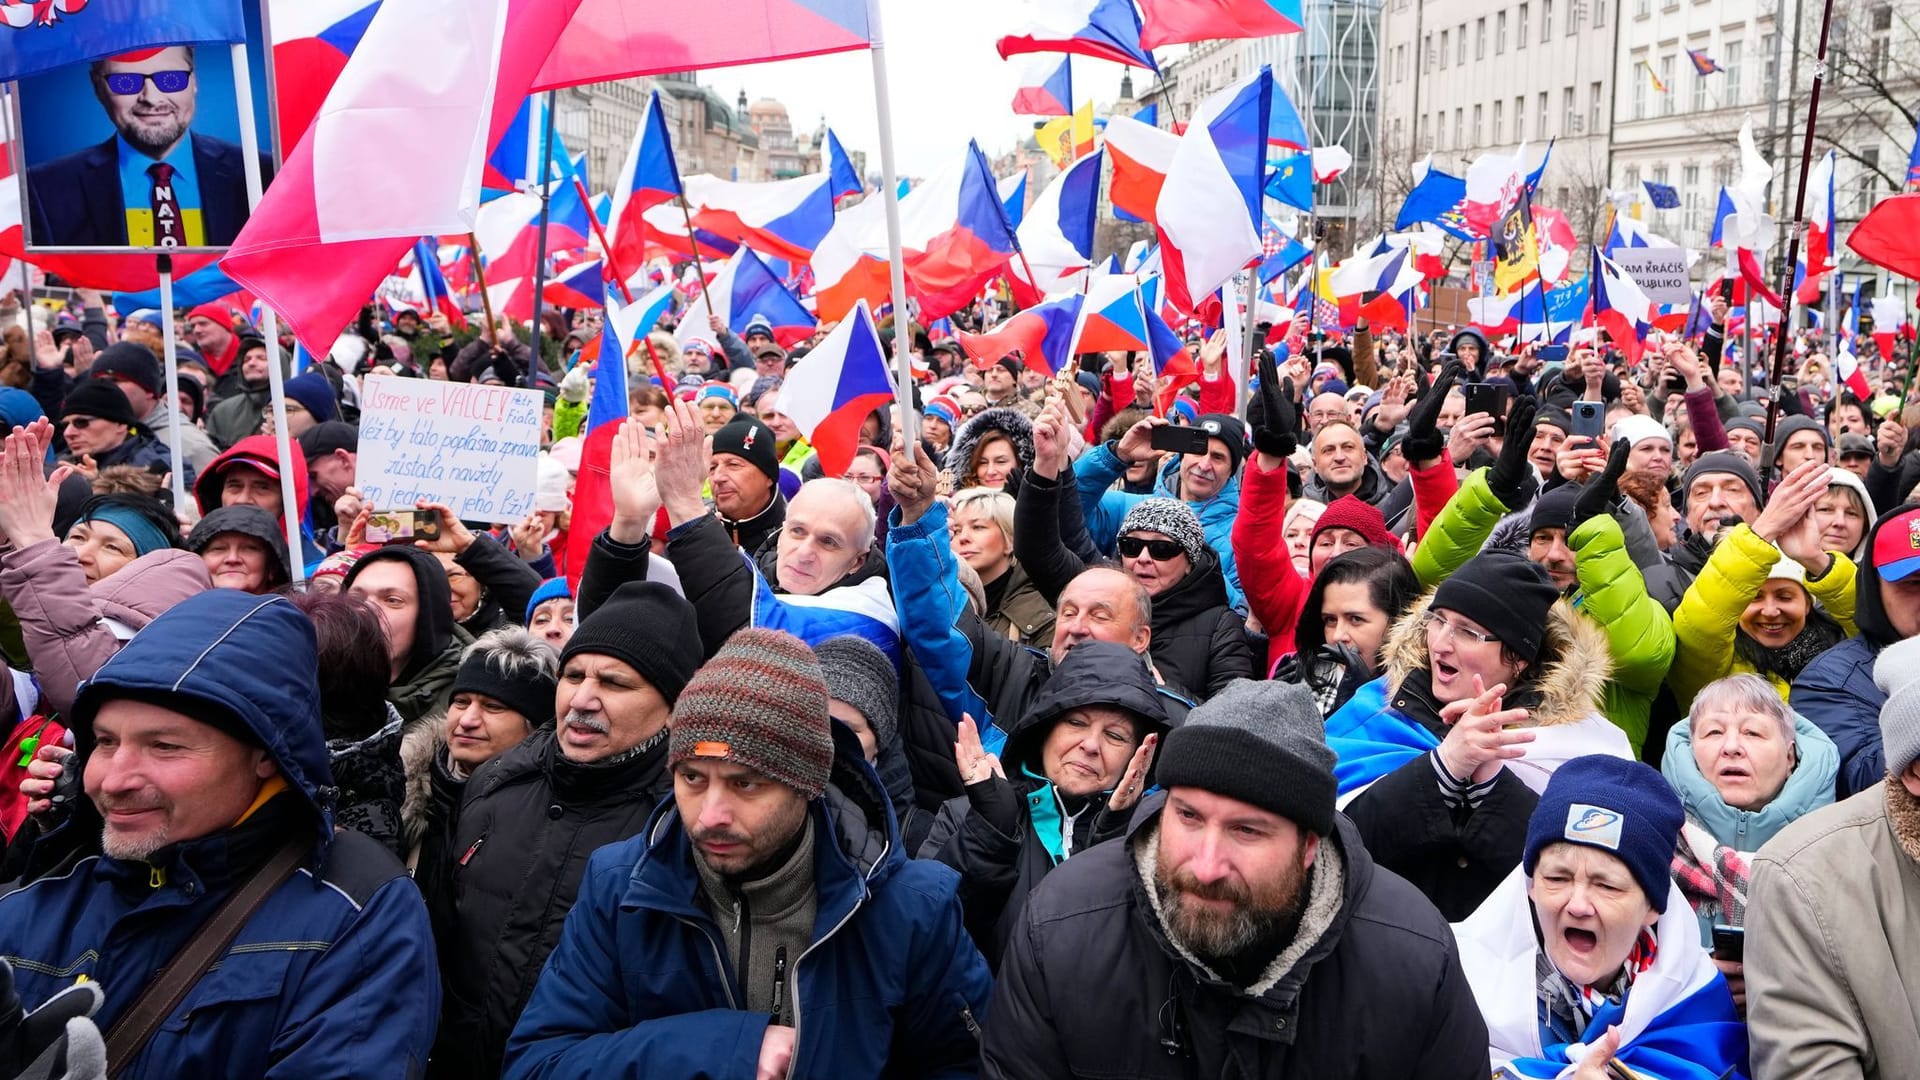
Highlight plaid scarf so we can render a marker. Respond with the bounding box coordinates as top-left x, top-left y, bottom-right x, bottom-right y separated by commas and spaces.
1536, 926, 1660, 1046
1671, 819, 1752, 929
